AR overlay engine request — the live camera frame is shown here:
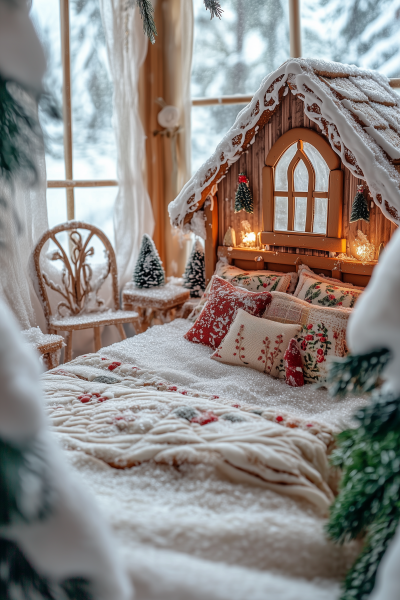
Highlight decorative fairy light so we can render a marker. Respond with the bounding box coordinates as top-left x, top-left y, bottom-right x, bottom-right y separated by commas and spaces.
238, 220, 258, 248
352, 230, 375, 264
